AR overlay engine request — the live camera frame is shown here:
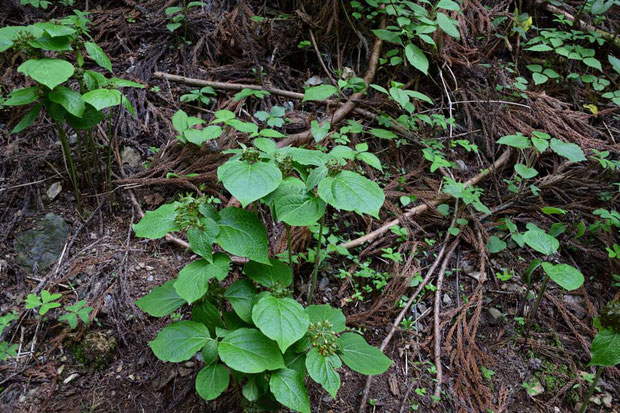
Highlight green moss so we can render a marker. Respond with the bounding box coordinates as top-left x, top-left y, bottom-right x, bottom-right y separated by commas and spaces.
69, 331, 116, 370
